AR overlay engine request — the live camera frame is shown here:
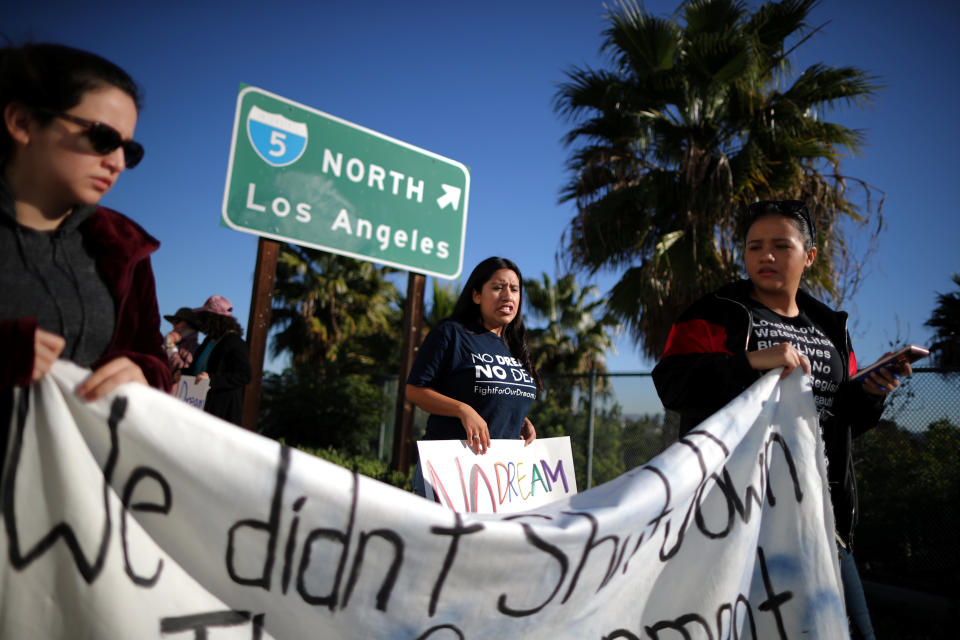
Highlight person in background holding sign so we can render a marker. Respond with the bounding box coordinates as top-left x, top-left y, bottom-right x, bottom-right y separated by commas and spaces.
184, 296, 251, 426
652, 200, 909, 640
405, 257, 542, 498
0, 43, 169, 465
